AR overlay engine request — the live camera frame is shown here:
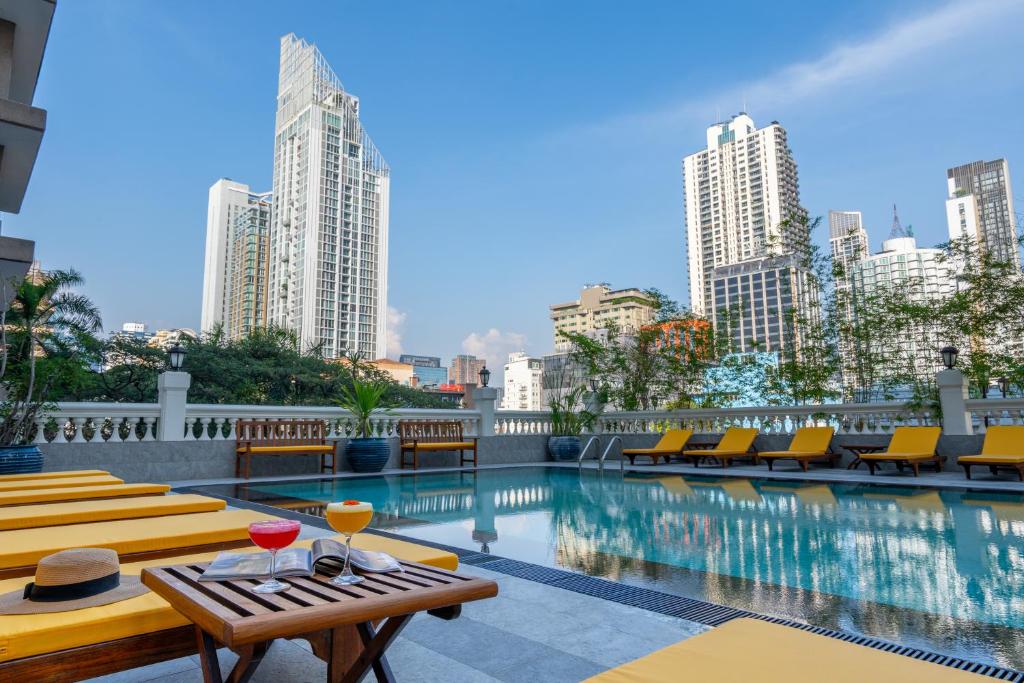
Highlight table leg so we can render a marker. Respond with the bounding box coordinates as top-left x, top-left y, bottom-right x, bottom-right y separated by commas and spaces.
195, 626, 269, 683
330, 614, 413, 683
196, 627, 223, 683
